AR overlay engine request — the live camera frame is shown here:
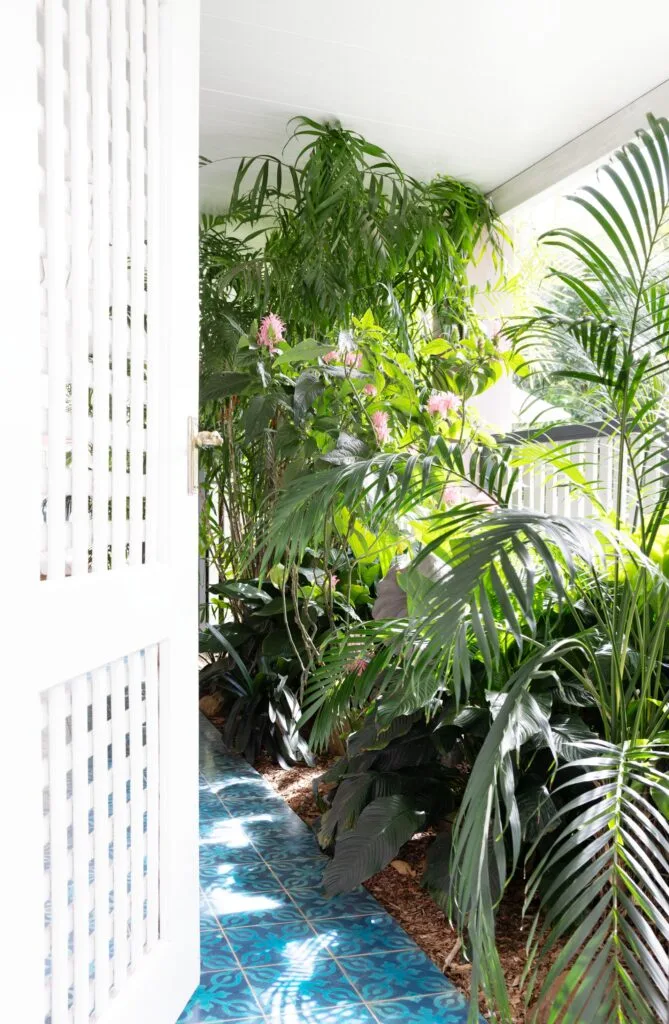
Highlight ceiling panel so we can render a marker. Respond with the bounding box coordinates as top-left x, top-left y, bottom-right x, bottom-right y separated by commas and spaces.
200, 0, 669, 210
